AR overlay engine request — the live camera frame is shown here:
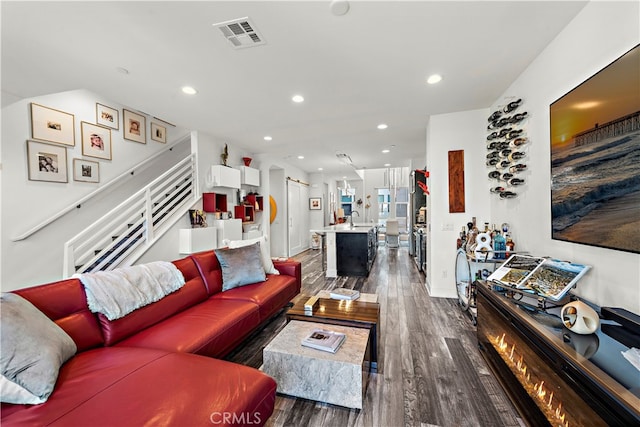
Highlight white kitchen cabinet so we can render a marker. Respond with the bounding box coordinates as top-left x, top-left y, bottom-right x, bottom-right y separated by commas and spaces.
239, 166, 260, 186
208, 165, 241, 189
179, 227, 217, 253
